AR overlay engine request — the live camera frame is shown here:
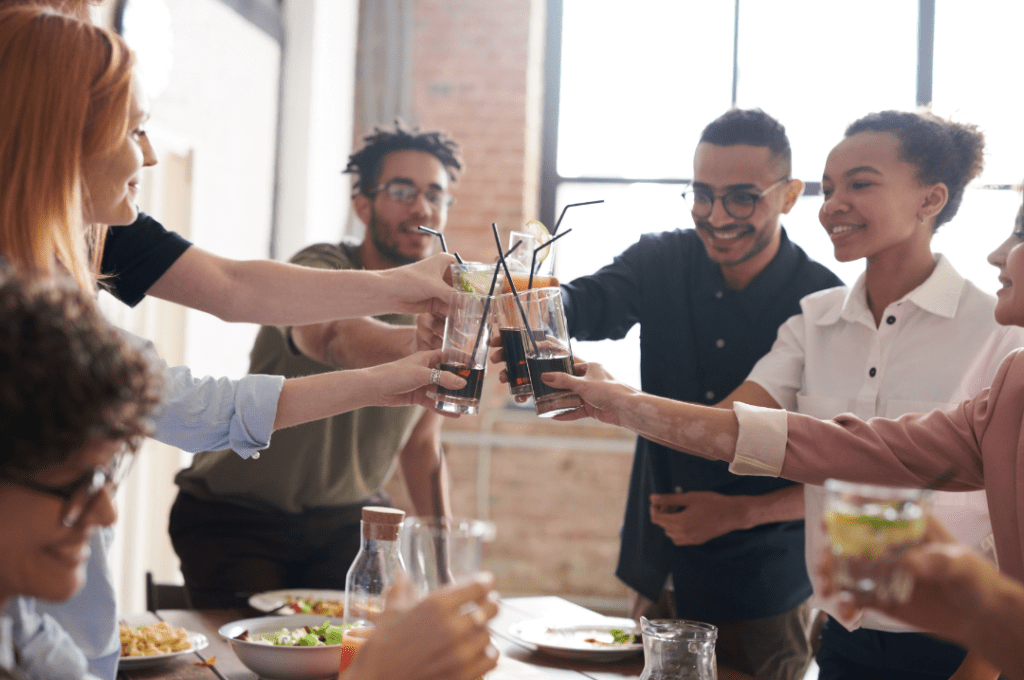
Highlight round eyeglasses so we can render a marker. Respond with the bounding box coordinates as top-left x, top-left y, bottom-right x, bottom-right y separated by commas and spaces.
371, 179, 454, 209
0, 448, 135, 527
682, 177, 789, 221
